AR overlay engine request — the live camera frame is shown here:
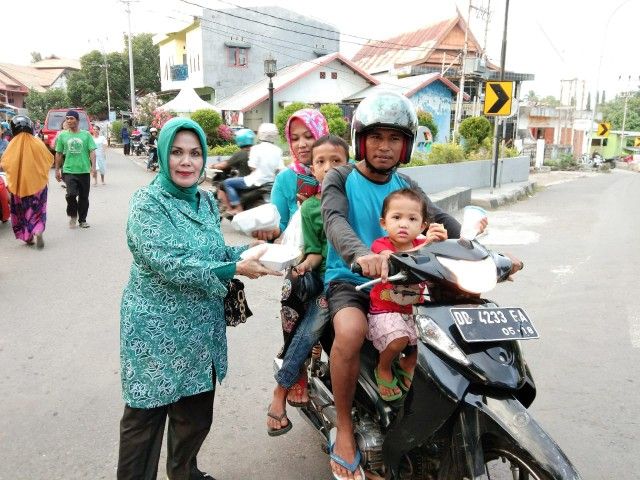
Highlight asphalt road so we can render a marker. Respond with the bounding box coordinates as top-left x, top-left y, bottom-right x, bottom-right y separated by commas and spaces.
0, 151, 638, 479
